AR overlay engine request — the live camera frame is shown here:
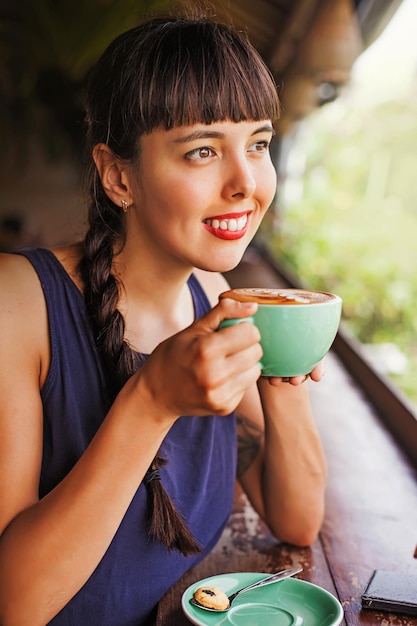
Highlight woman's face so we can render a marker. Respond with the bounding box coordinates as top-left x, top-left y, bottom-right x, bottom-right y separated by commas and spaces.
126, 119, 277, 273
